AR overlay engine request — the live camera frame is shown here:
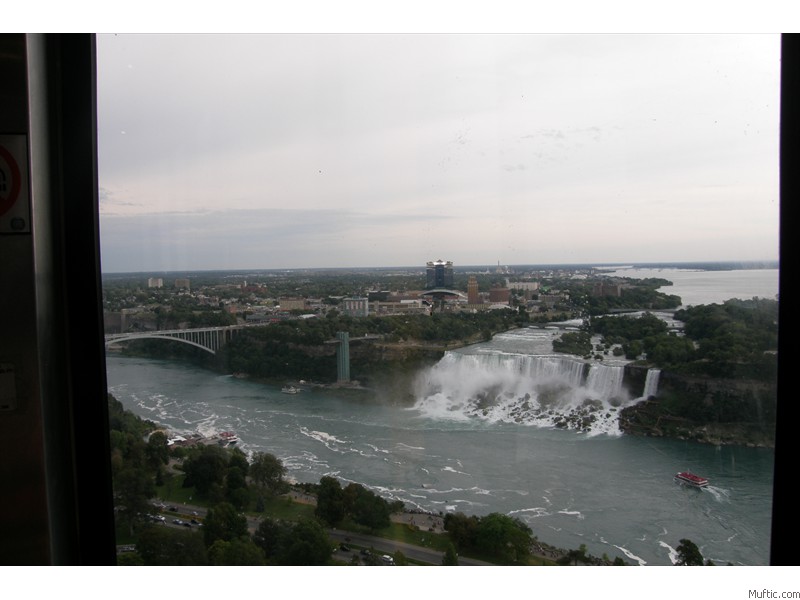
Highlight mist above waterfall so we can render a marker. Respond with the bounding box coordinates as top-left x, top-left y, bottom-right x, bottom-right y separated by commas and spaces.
413, 350, 644, 436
